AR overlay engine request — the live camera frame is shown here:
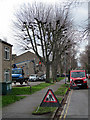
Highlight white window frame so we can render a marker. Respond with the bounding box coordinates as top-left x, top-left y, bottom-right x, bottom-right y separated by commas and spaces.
4, 70, 10, 82
4, 47, 10, 60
